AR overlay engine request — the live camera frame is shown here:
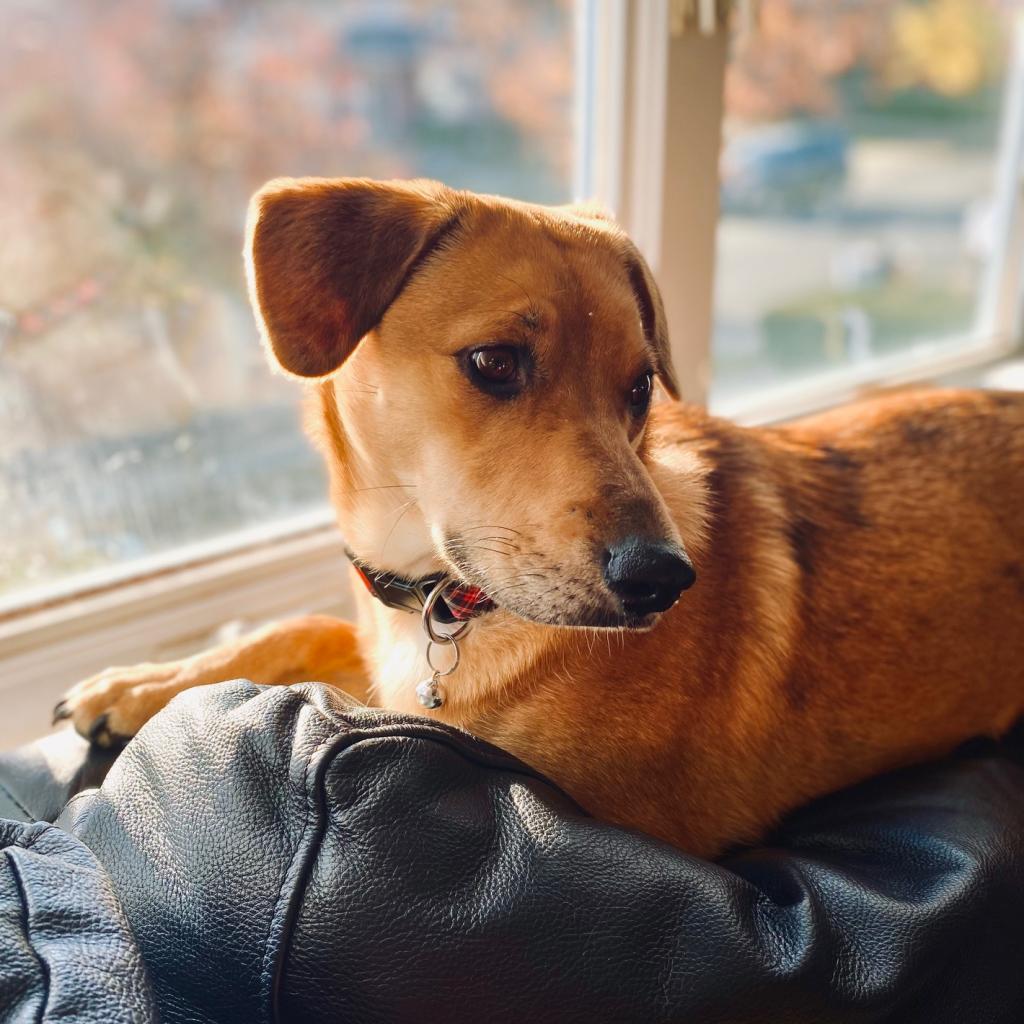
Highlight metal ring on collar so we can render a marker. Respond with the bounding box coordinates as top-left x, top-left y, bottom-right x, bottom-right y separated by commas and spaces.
426, 638, 461, 677
422, 578, 471, 644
